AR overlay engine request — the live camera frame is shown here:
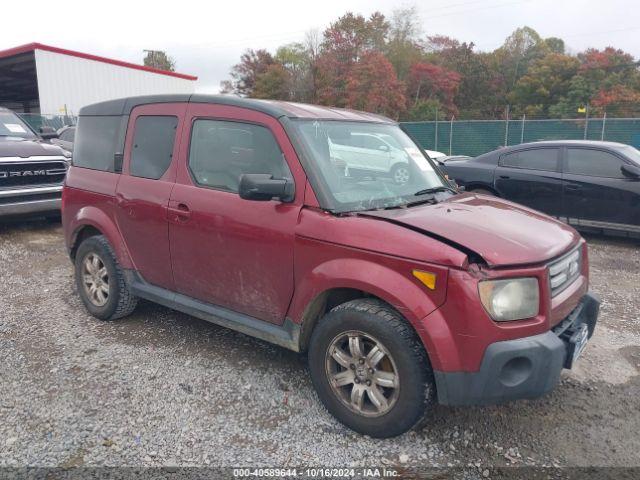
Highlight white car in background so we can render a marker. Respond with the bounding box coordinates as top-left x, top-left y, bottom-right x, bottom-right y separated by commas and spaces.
329, 132, 414, 184
424, 149, 447, 160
